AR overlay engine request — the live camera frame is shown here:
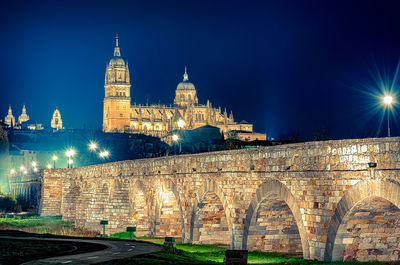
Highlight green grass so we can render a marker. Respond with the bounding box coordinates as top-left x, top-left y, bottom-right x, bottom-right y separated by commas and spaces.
0, 215, 72, 228
102, 232, 395, 265
0, 215, 98, 237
